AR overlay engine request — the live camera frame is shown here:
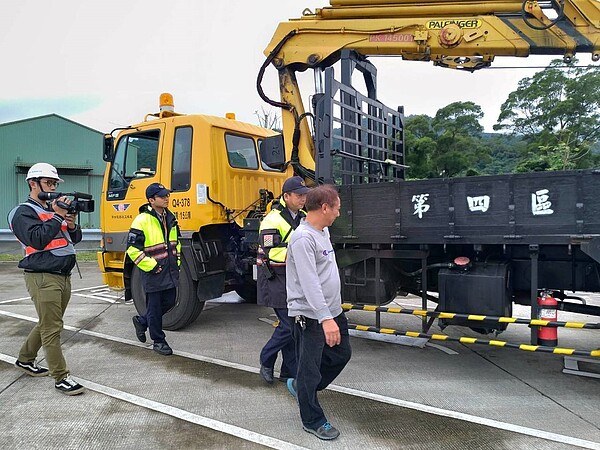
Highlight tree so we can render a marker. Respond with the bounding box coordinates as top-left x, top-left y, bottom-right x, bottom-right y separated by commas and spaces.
404, 103, 491, 179
254, 106, 282, 132
404, 114, 436, 179
494, 59, 600, 171
430, 101, 490, 177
